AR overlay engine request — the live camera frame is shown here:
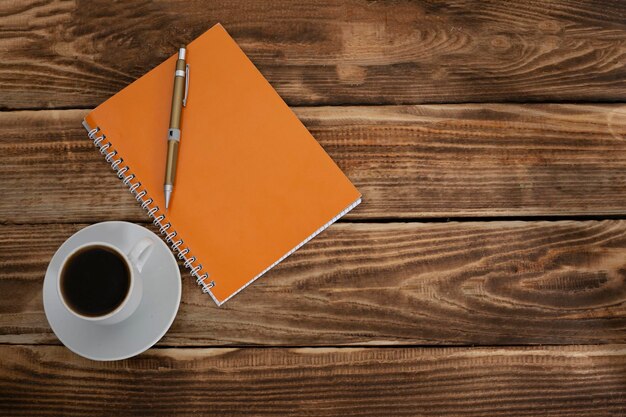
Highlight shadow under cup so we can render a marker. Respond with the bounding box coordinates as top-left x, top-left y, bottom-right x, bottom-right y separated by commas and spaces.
59, 244, 132, 319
